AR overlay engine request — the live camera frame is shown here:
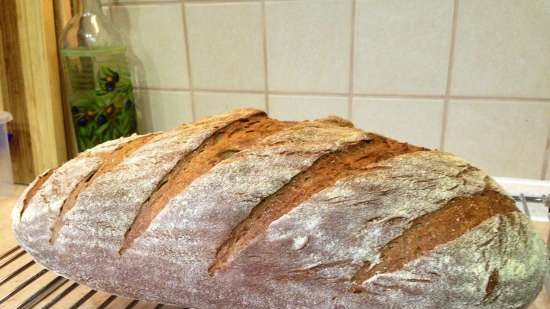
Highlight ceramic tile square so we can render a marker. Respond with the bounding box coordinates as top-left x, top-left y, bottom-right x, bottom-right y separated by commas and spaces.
135, 90, 193, 132
111, 4, 189, 89
452, 0, 550, 98
268, 95, 348, 121
194, 92, 265, 120
445, 100, 550, 179
352, 98, 444, 149
186, 2, 265, 91
354, 0, 453, 95
265, 0, 352, 93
